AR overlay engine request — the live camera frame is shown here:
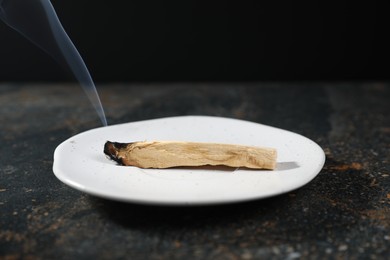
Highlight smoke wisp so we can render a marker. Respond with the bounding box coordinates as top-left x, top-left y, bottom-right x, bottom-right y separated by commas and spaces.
0, 0, 107, 126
